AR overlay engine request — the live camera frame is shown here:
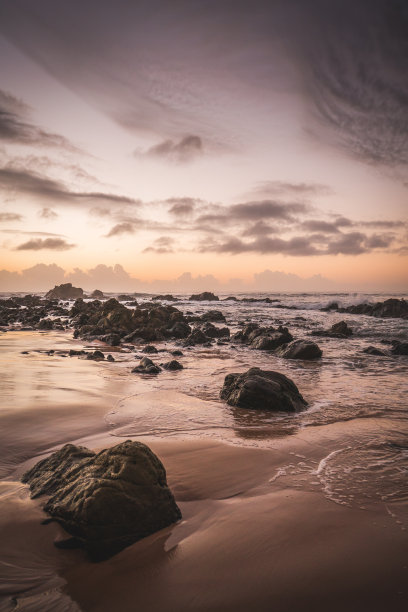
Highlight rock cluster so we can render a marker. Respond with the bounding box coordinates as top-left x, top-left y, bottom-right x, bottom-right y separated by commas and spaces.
232, 323, 293, 350
71, 298, 191, 342
324, 298, 408, 320
22, 441, 181, 560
